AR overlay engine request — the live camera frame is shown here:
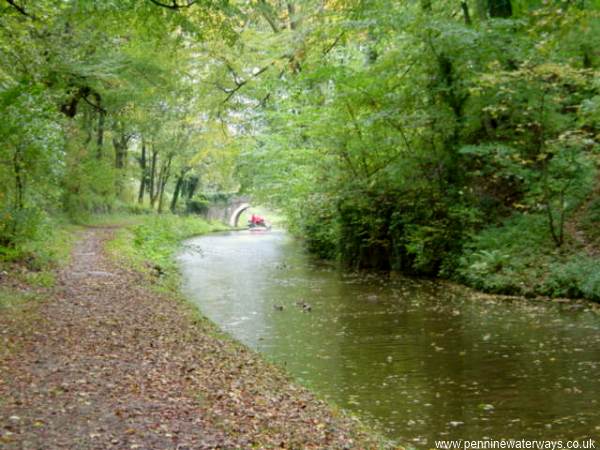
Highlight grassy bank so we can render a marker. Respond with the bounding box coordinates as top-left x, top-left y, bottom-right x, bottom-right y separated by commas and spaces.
106, 214, 227, 285
0, 211, 227, 302
0, 213, 221, 345
0, 215, 79, 330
